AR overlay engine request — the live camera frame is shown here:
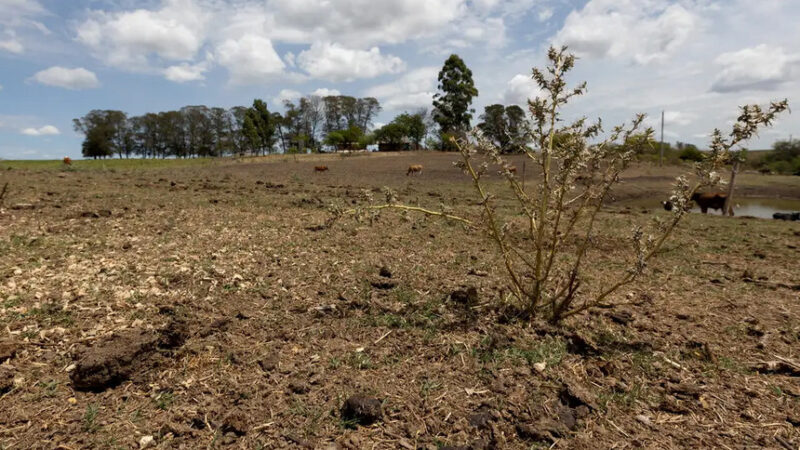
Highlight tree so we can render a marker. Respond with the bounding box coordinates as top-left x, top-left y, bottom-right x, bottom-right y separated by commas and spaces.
209, 107, 234, 156
299, 96, 325, 152
394, 113, 427, 149
374, 112, 428, 150
432, 54, 478, 148
354, 97, 382, 131
324, 125, 365, 150
245, 99, 277, 155
374, 122, 407, 145
73, 110, 128, 159
761, 139, 800, 174
477, 104, 527, 153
